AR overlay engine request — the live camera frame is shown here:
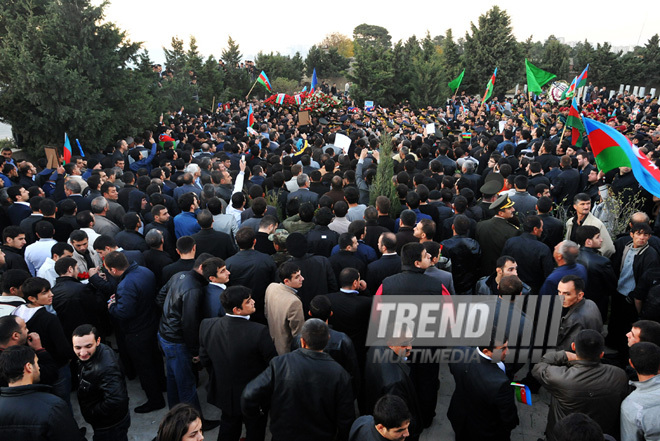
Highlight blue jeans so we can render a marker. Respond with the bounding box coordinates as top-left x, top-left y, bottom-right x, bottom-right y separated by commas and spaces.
157, 333, 201, 412
51, 364, 72, 408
